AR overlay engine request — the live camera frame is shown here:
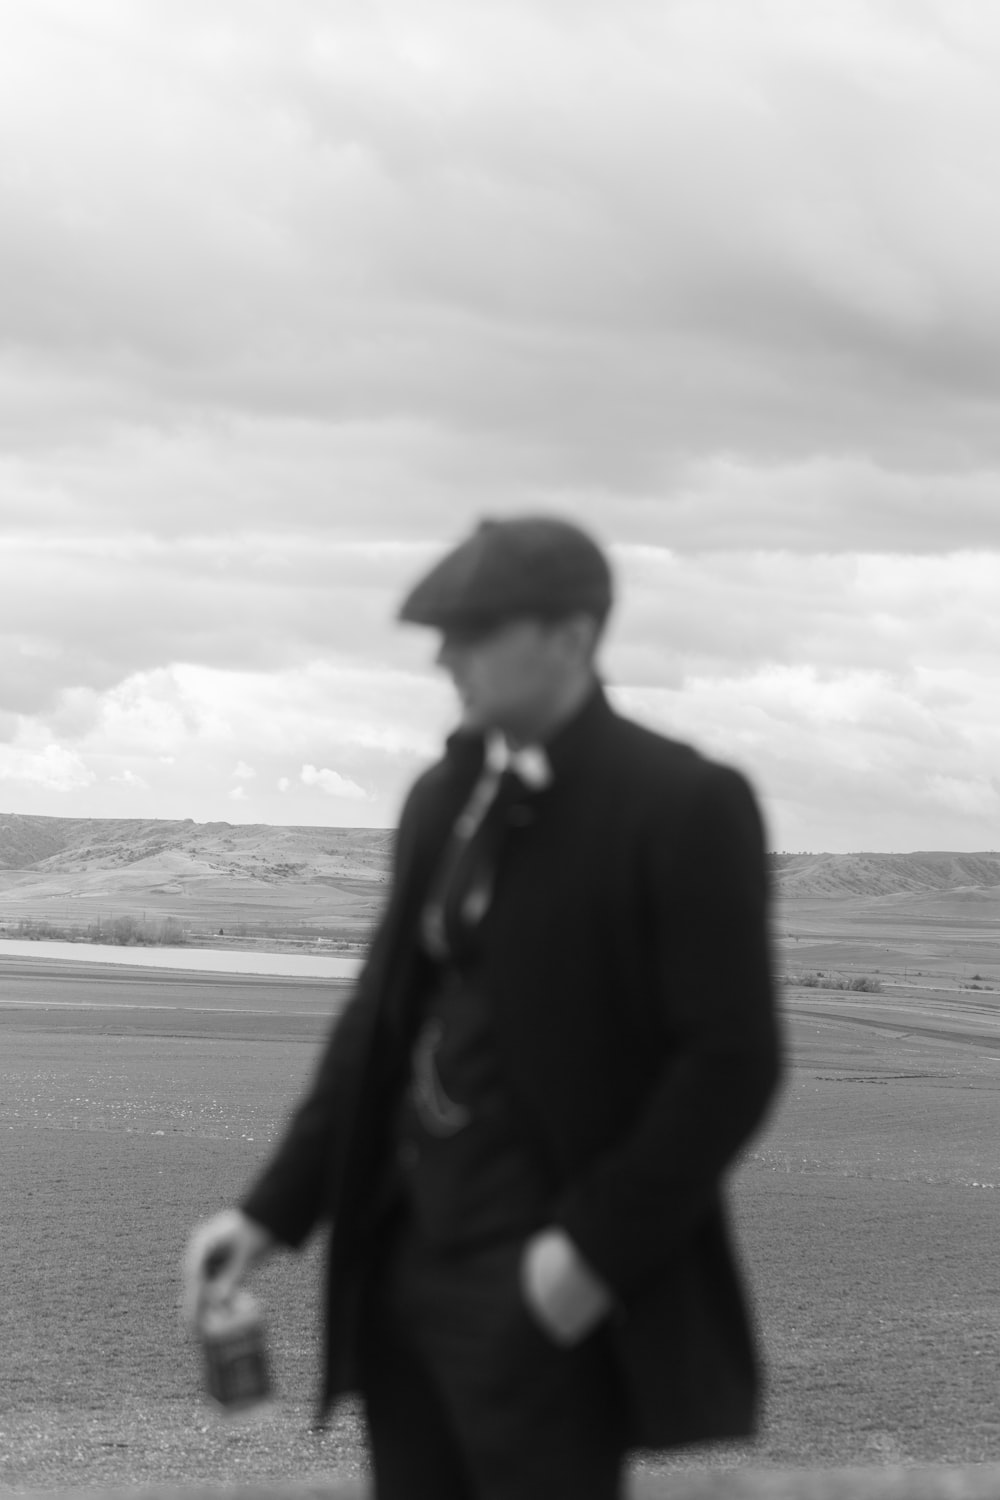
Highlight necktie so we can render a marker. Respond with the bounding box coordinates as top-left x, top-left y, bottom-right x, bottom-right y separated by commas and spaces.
421, 739, 551, 960
408, 743, 551, 1137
